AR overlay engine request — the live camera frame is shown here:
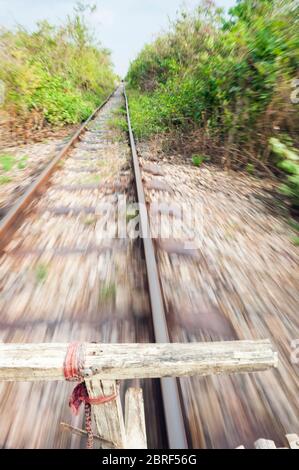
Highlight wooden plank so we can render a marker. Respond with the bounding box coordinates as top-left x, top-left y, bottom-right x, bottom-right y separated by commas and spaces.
254, 439, 277, 449
0, 340, 278, 382
286, 434, 299, 449
125, 388, 147, 449
85, 379, 126, 449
